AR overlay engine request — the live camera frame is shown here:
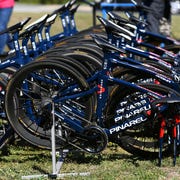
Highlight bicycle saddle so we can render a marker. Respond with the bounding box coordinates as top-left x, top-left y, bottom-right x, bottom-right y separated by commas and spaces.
50, 4, 66, 16
91, 34, 125, 54
50, 0, 76, 16
45, 14, 57, 27
131, 0, 154, 13
69, 4, 80, 16
0, 17, 31, 35
97, 16, 135, 39
65, 0, 77, 8
125, 12, 147, 27
107, 12, 137, 32
25, 14, 49, 30
108, 11, 133, 25
19, 14, 49, 39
